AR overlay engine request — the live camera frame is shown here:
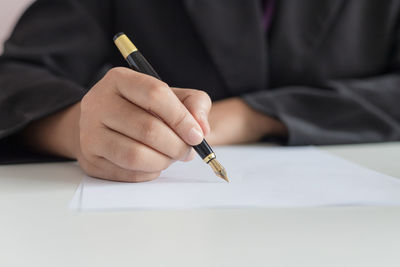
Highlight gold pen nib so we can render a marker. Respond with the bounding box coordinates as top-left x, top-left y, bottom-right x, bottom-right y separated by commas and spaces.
208, 159, 229, 182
